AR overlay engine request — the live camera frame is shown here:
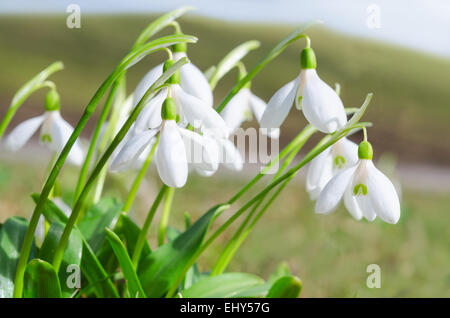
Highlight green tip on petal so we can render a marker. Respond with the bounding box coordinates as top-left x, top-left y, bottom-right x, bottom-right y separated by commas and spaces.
161, 98, 177, 120
300, 47, 317, 69
45, 89, 60, 111
358, 141, 373, 160
163, 59, 181, 84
